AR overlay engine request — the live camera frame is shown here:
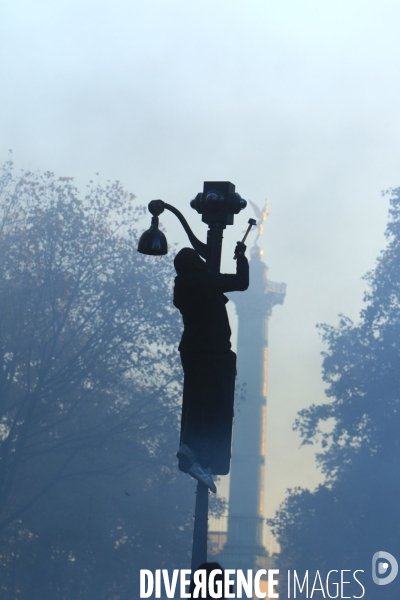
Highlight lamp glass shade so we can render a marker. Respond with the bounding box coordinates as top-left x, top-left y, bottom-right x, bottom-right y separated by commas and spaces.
137, 226, 168, 256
